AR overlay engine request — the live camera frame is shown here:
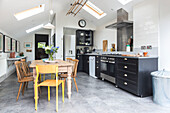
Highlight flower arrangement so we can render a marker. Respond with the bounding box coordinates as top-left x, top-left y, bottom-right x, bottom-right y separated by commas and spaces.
38, 43, 59, 61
